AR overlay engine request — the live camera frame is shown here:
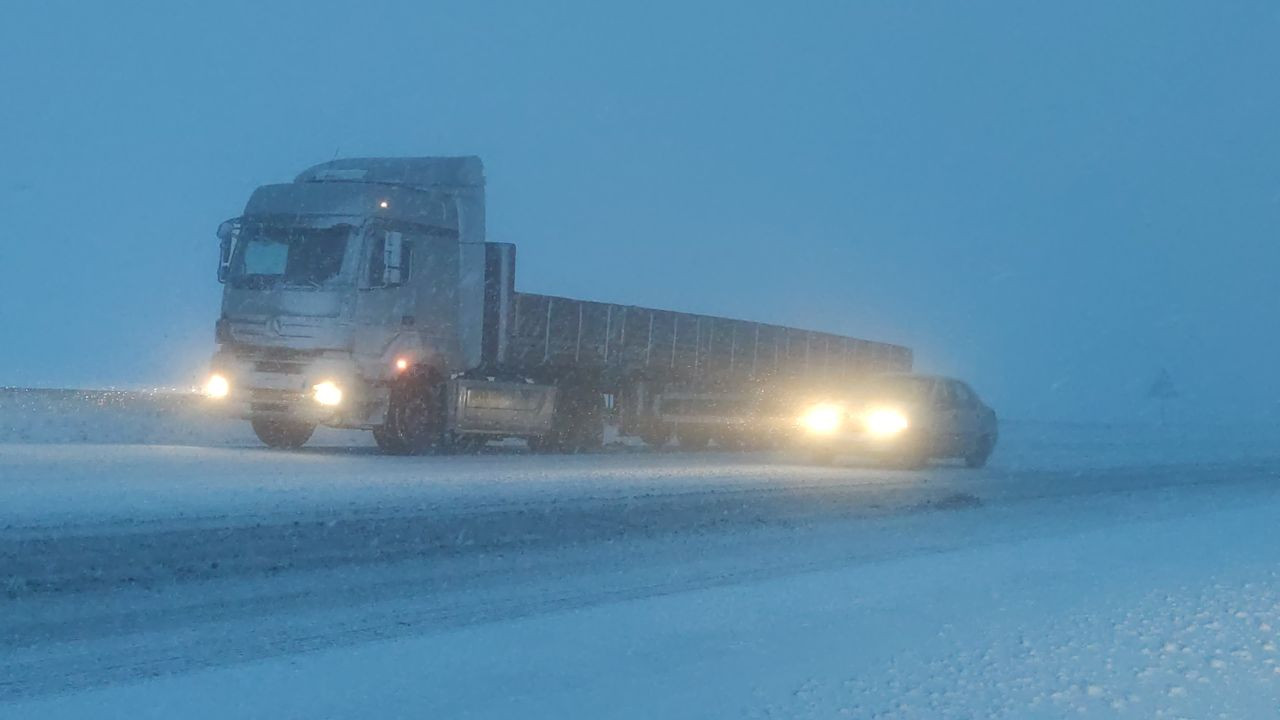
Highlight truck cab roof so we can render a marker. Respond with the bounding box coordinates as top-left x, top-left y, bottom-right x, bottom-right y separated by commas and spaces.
295, 156, 484, 191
